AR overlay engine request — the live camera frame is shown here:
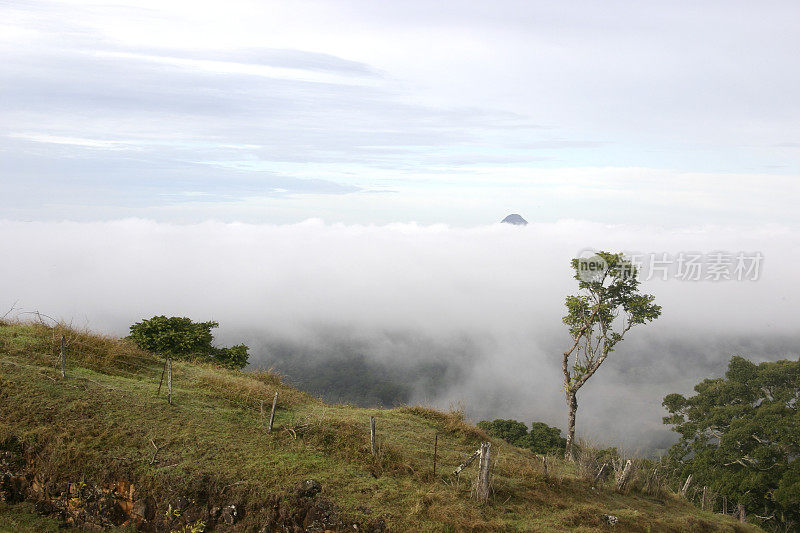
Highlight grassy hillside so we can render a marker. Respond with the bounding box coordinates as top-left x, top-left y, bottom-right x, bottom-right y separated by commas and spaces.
0, 321, 761, 532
